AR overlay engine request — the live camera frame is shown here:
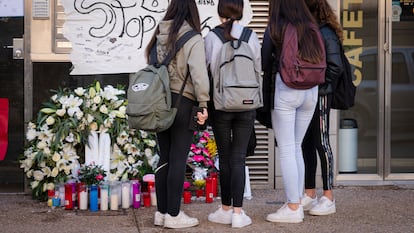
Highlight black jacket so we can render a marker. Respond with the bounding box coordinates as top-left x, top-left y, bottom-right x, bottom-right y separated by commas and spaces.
318, 23, 343, 95
257, 24, 343, 128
